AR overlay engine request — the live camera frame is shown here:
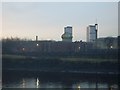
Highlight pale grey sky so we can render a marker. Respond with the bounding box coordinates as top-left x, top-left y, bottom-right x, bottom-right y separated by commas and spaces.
2, 2, 118, 41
